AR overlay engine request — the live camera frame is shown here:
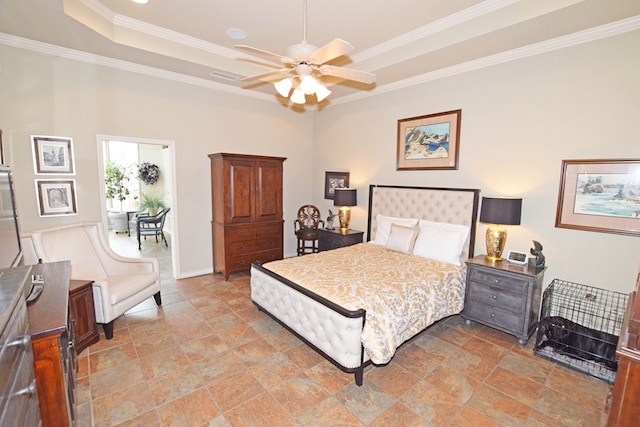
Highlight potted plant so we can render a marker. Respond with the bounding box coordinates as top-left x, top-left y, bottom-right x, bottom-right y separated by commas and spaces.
138, 191, 166, 216
105, 162, 131, 232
